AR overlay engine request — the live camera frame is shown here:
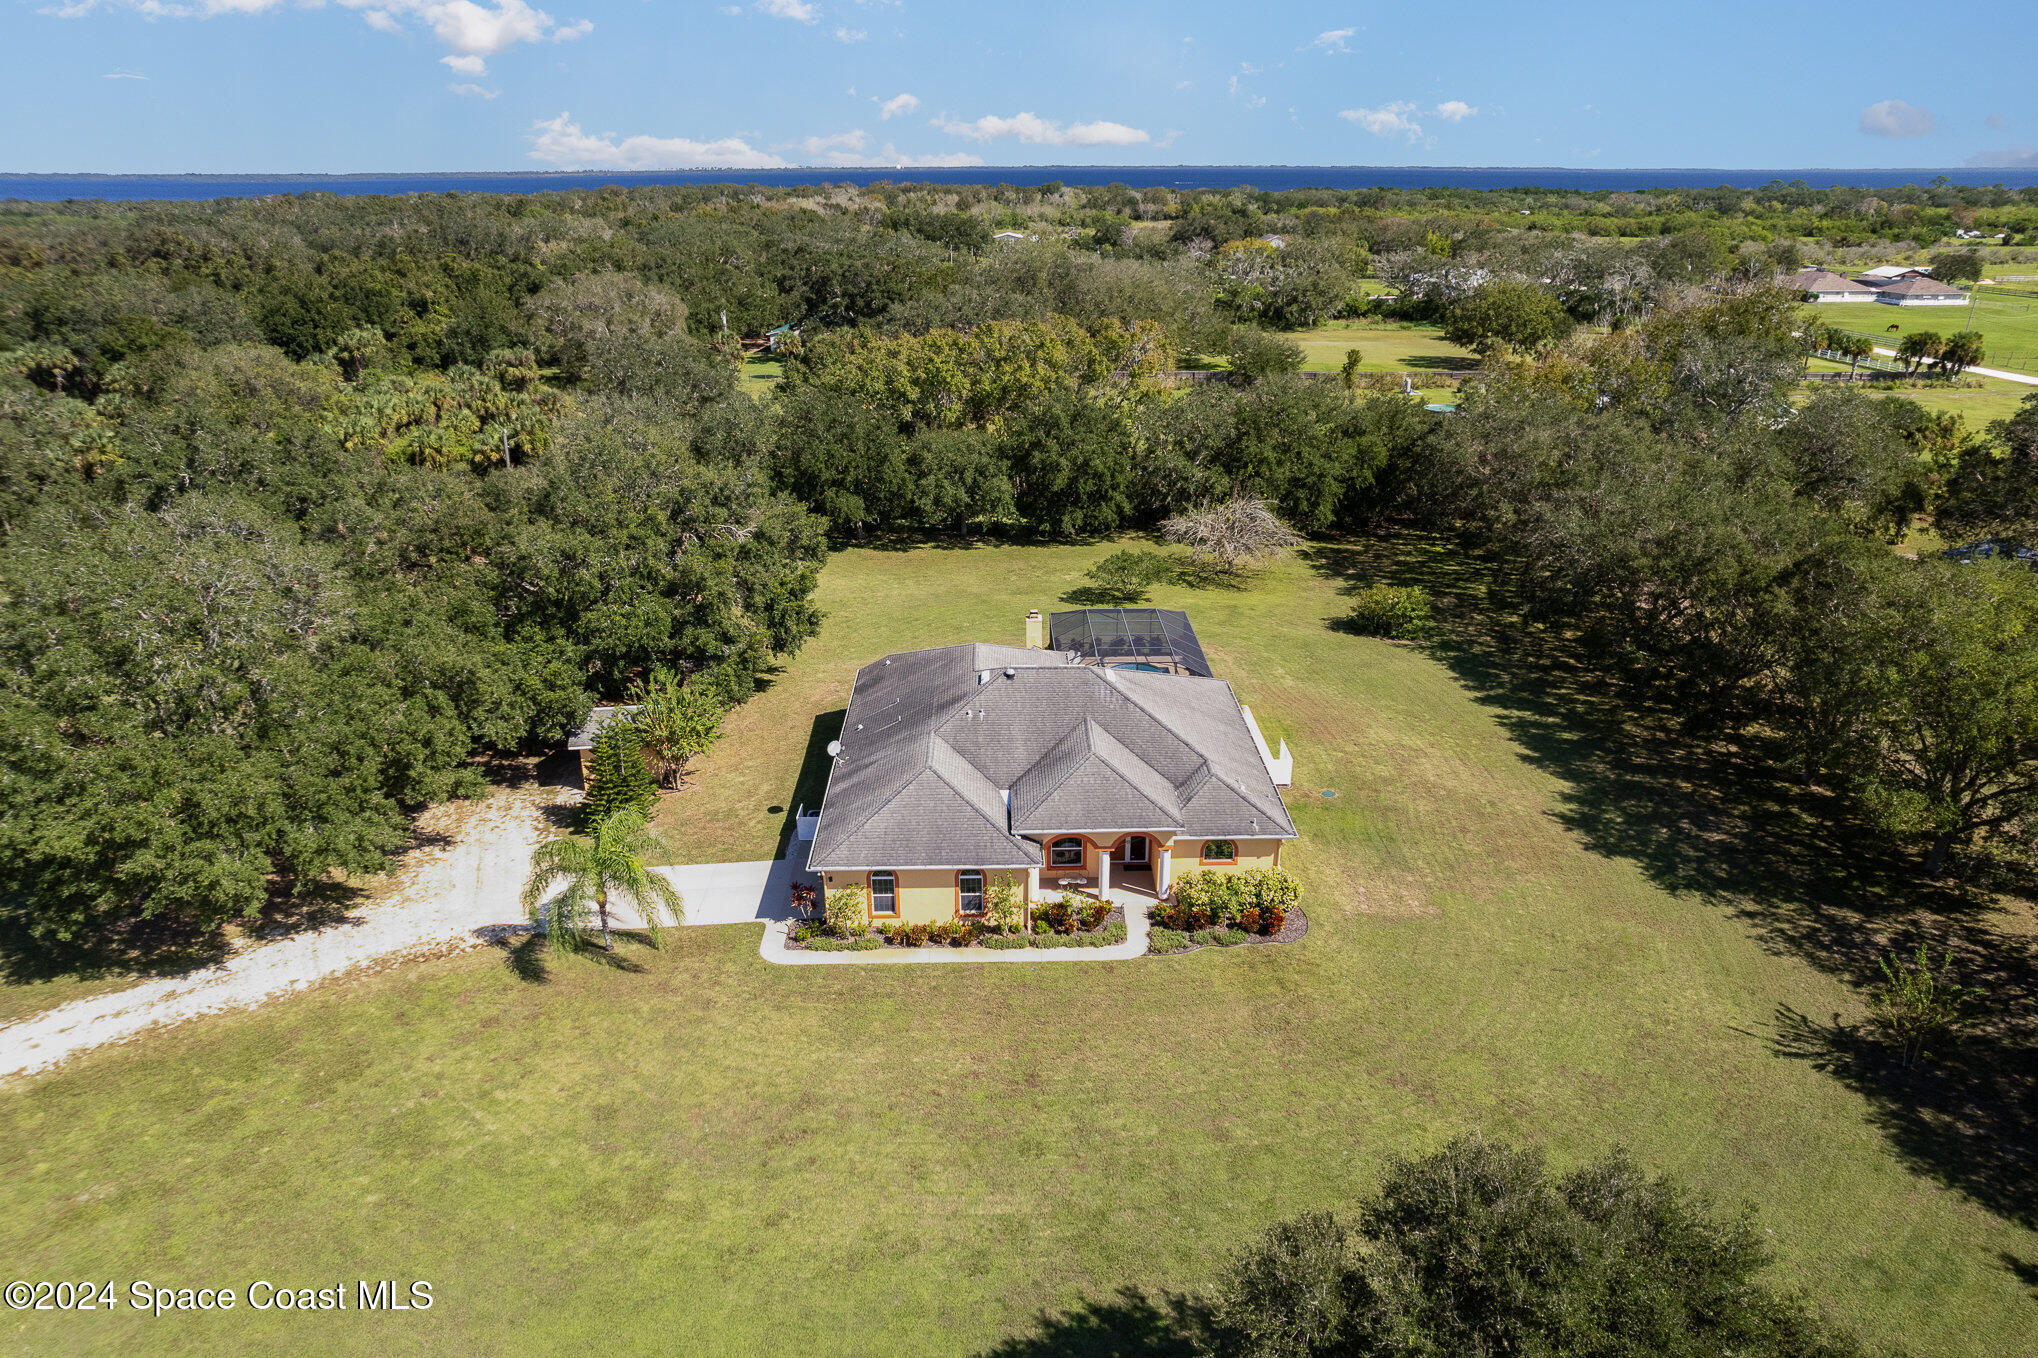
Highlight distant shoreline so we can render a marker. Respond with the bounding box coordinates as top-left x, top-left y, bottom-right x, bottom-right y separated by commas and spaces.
4, 165, 2034, 203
